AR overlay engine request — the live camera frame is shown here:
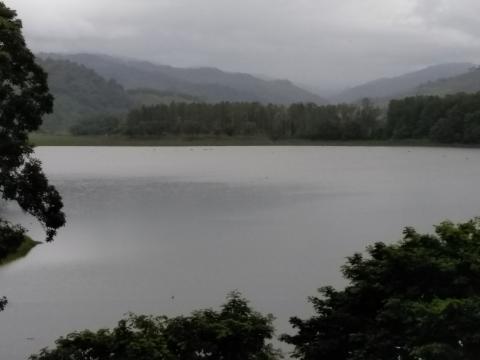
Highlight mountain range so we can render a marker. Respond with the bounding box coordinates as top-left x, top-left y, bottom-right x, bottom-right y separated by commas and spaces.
331, 63, 476, 104
415, 66, 480, 96
35, 53, 480, 132
39, 53, 327, 105
38, 57, 132, 132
